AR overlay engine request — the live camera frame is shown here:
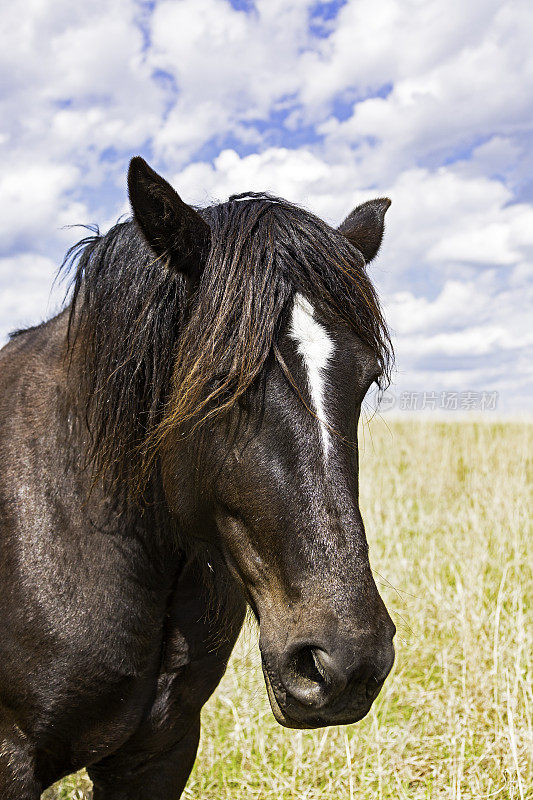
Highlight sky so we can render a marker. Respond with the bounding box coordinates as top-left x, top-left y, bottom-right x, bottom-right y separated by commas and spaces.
0, 0, 532, 414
